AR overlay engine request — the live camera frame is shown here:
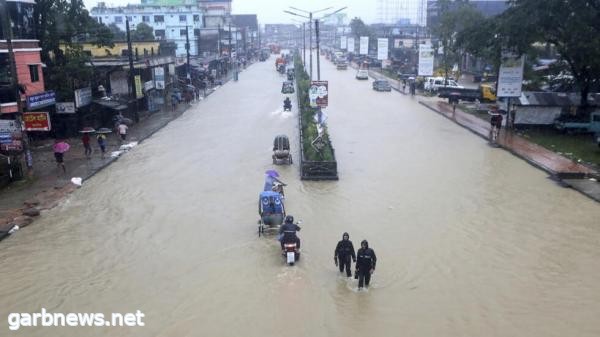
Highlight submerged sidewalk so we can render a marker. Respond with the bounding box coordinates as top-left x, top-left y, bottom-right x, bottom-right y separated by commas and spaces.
419, 98, 600, 201
0, 81, 229, 236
